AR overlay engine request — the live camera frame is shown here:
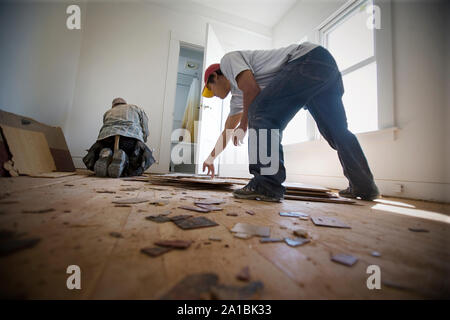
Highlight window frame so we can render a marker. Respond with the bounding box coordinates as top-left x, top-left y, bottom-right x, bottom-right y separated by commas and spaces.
316, 0, 395, 133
